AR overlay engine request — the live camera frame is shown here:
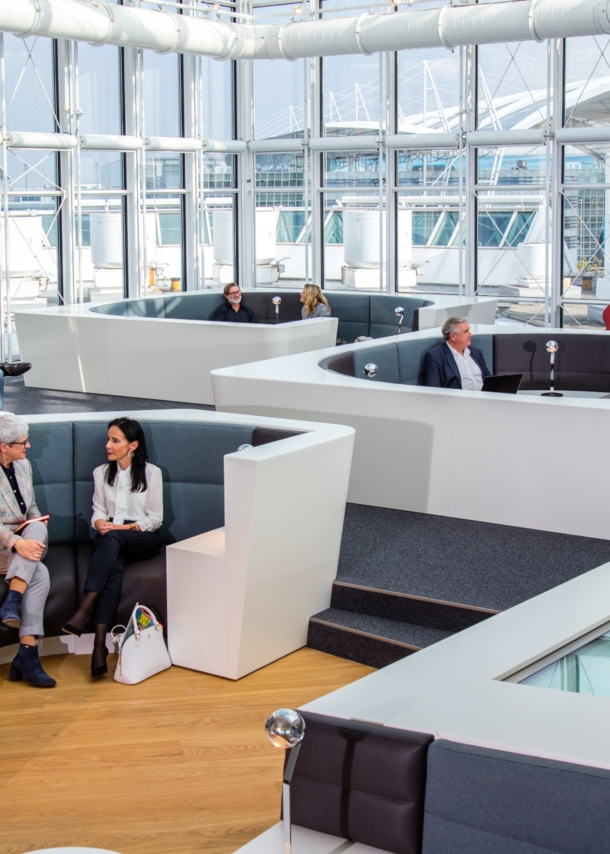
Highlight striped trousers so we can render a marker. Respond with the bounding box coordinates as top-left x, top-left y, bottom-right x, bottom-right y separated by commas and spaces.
85, 529, 162, 626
